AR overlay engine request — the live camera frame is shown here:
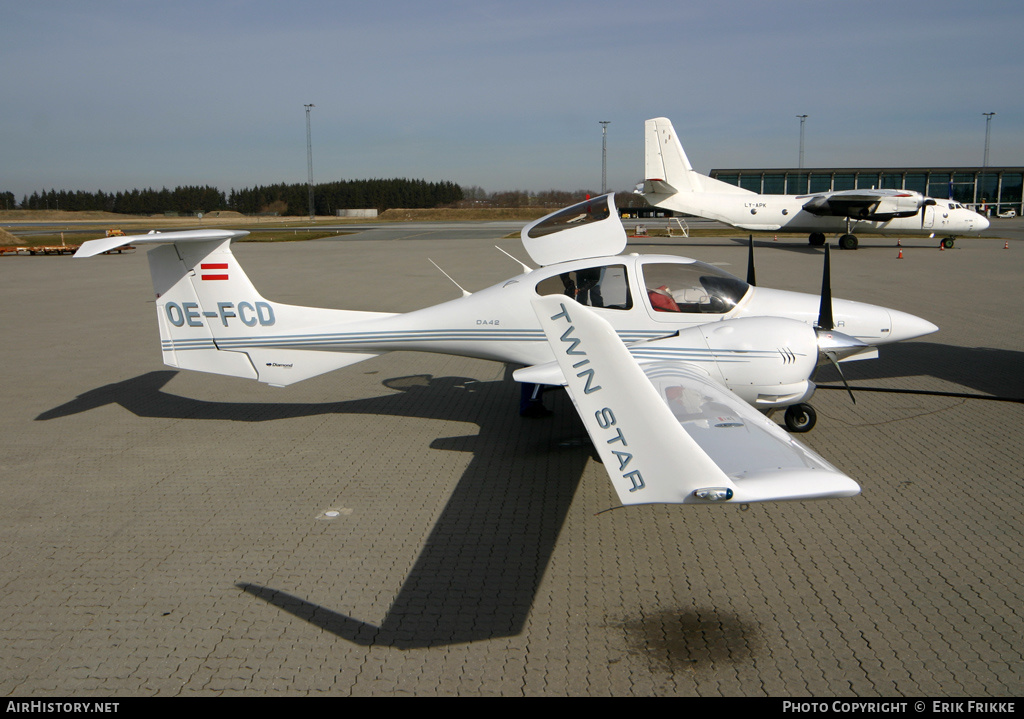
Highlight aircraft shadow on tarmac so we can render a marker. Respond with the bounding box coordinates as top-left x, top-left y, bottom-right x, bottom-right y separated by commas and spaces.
34, 339, 1022, 649
813, 341, 1024, 401
37, 368, 592, 649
